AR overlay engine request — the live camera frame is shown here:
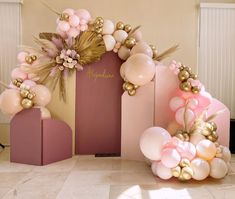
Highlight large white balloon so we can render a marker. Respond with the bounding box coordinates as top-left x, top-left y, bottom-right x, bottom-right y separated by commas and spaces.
140, 127, 171, 161
156, 162, 173, 180
125, 53, 156, 86
191, 158, 210, 180
210, 158, 228, 179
